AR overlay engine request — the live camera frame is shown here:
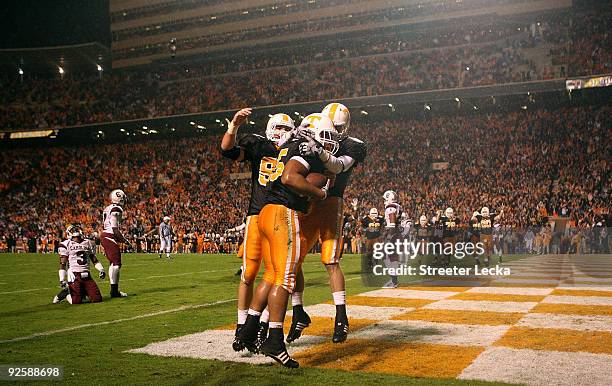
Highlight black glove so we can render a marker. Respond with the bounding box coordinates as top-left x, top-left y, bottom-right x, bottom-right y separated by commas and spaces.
60, 280, 68, 289
99, 271, 106, 280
